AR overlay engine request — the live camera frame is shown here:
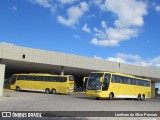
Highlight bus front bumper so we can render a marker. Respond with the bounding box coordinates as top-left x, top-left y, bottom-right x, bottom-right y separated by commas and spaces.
85, 90, 109, 98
